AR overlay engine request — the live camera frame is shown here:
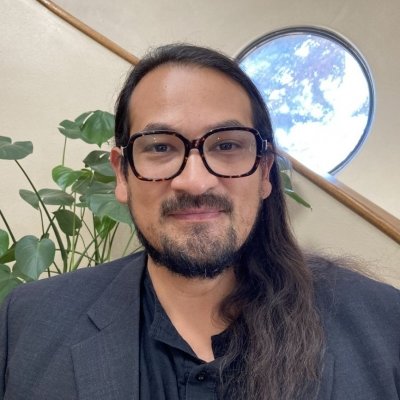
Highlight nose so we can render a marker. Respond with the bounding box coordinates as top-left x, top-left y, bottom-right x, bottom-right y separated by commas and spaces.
170, 150, 219, 195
